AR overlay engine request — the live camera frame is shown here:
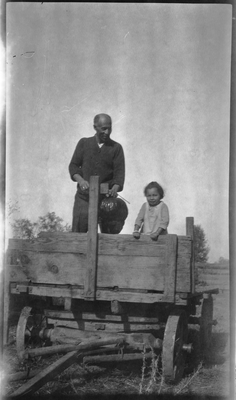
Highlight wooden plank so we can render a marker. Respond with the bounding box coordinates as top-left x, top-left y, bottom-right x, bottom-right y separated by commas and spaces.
96, 290, 186, 304
98, 234, 166, 257
38, 232, 84, 238
9, 284, 161, 303
11, 351, 78, 397
97, 255, 165, 290
20, 337, 125, 360
8, 234, 88, 254
162, 234, 177, 302
44, 309, 159, 323
8, 252, 86, 285
8, 253, 190, 292
7, 234, 165, 257
83, 352, 154, 364
99, 234, 191, 257
84, 176, 99, 300
11, 284, 188, 305
176, 256, 191, 292
177, 237, 192, 255
48, 328, 135, 343
8, 254, 166, 290
8, 369, 42, 382
49, 328, 162, 349
49, 327, 106, 344
186, 217, 195, 293
7, 233, 191, 257
47, 318, 160, 332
